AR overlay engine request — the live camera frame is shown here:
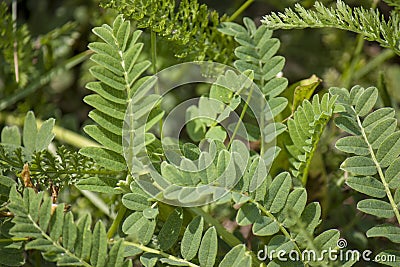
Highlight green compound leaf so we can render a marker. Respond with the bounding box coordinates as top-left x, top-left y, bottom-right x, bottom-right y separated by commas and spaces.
7, 186, 127, 267
332, 85, 400, 244
81, 15, 155, 172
